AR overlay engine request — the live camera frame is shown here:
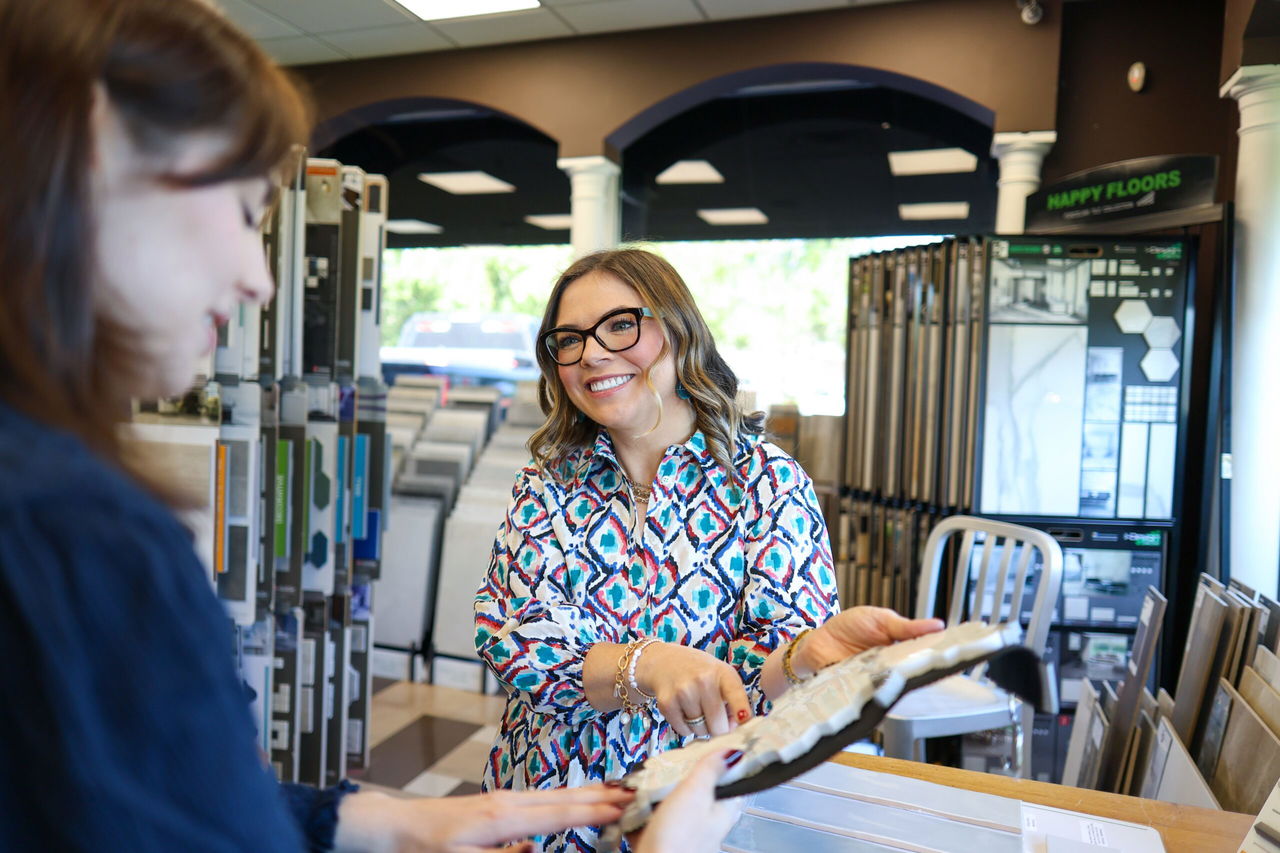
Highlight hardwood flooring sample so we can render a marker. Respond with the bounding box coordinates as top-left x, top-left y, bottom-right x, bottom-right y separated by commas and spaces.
1172, 588, 1229, 747
1240, 666, 1280, 738
1256, 646, 1280, 692
1210, 680, 1280, 814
